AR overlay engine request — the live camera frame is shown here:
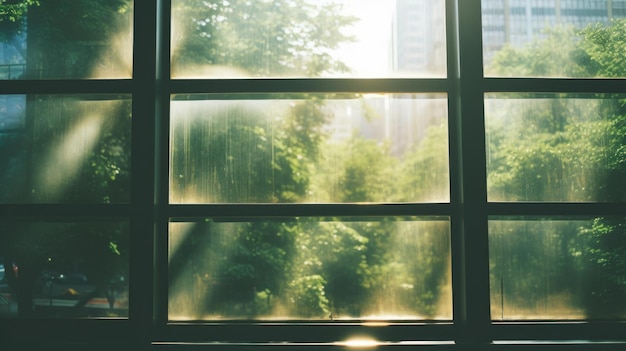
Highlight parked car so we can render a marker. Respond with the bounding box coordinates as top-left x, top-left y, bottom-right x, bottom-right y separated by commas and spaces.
37, 270, 94, 299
